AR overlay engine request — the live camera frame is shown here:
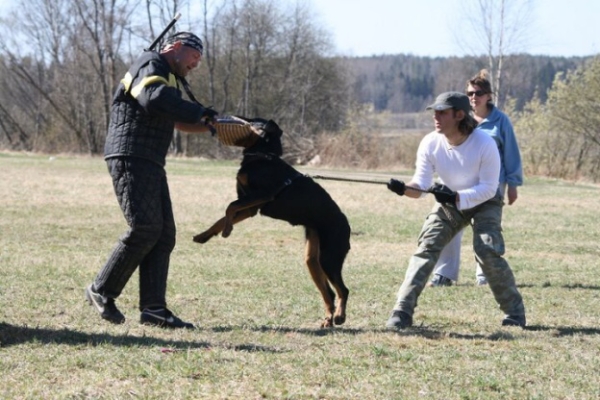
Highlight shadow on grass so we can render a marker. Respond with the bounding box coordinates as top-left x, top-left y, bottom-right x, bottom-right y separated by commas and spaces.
0, 322, 284, 353
453, 283, 600, 290
374, 324, 600, 340
518, 283, 600, 290
219, 324, 510, 341
214, 325, 358, 336
381, 328, 521, 341
452, 282, 537, 288
523, 325, 600, 336
560, 283, 600, 290
225, 323, 600, 341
